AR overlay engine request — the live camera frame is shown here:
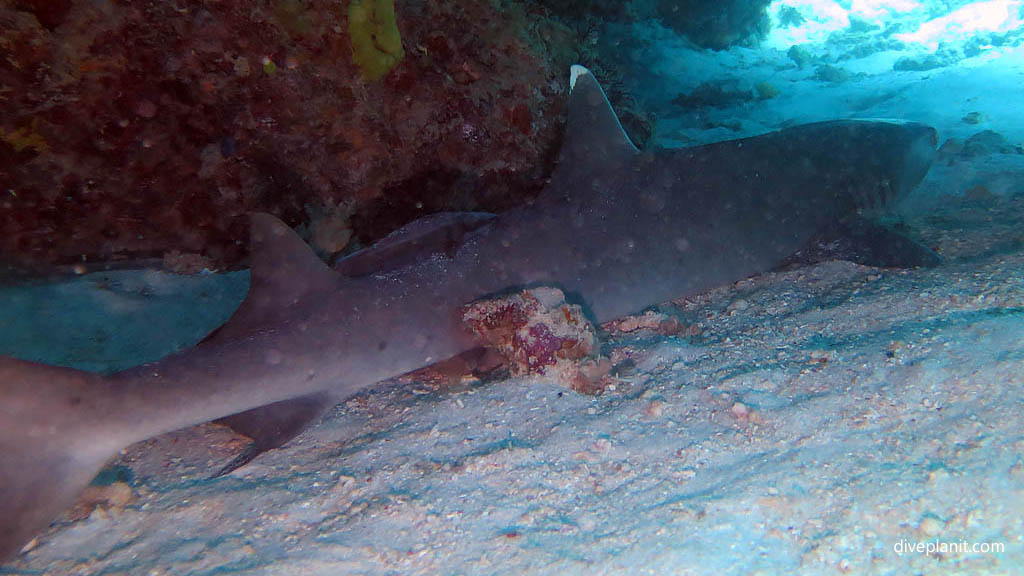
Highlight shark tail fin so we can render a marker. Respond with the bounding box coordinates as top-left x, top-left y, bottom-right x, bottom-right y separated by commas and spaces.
0, 356, 121, 561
